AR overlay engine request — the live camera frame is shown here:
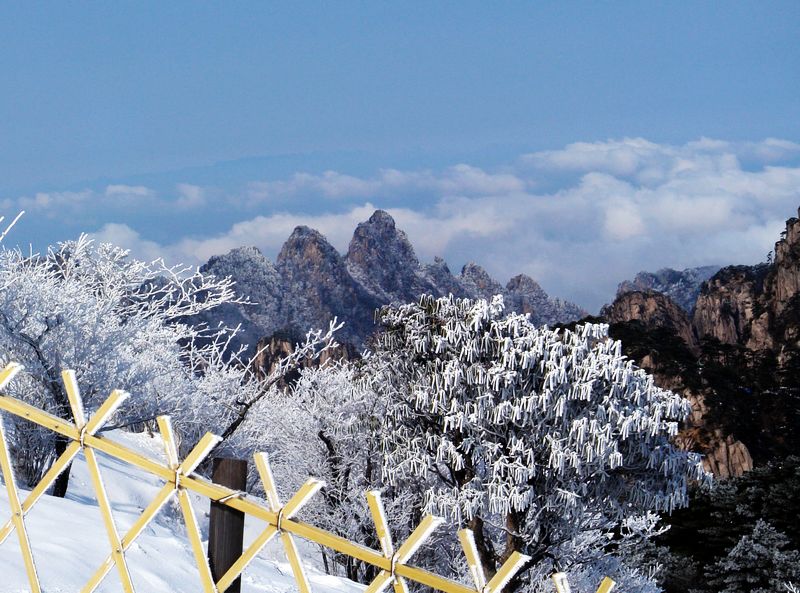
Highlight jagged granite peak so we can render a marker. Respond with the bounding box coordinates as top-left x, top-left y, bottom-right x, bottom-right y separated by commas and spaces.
458, 264, 586, 326
345, 209, 438, 303
505, 273, 589, 326
459, 262, 505, 299
616, 265, 721, 313
195, 245, 285, 358
277, 225, 331, 258
197, 211, 588, 353
422, 256, 469, 298
278, 225, 382, 346
506, 273, 546, 296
